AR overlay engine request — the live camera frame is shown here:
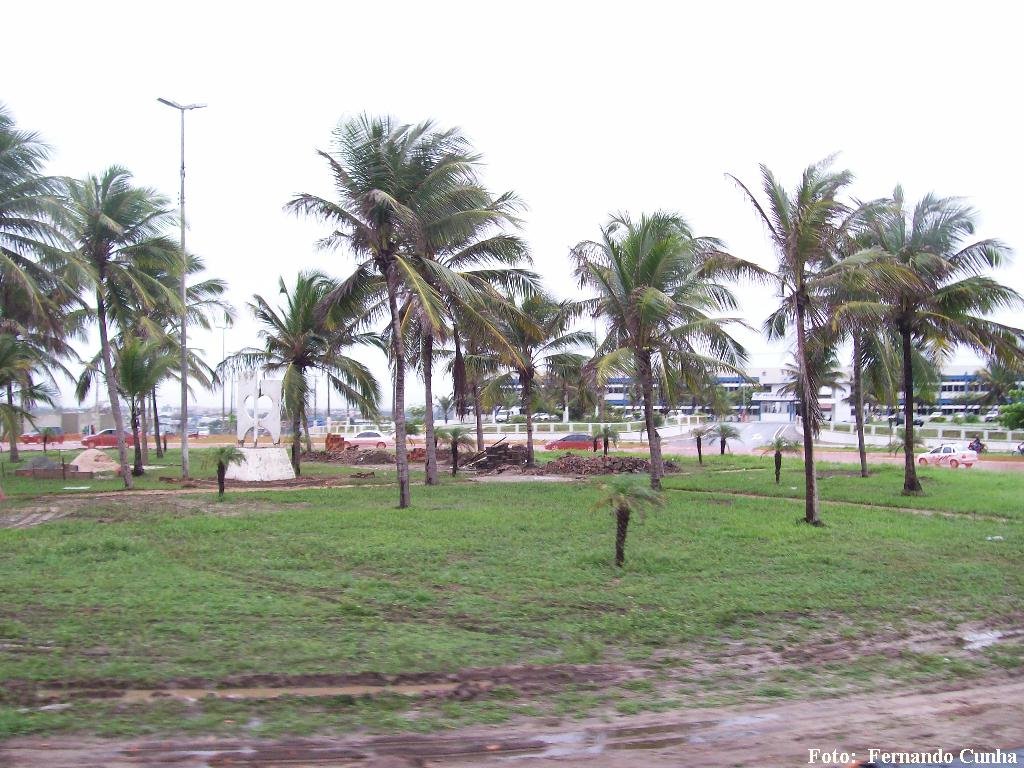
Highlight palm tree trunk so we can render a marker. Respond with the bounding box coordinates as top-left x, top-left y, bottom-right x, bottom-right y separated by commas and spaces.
152, 389, 163, 459
5, 383, 19, 463
96, 290, 132, 489
637, 350, 663, 490
140, 396, 150, 465
696, 436, 703, 465
774, 451, 782, 484
523, 373, 535, 466
603, 435, 609, 456
422, 335, 439, 486
719, 435, 726, 456
385, 267, 411, 508
473, 384, 484, 451
615, 506, 630, 567
794, 300, 819, 524
217, 462, 226, 498
900, 326, 922, 493
291, 407, 302, 477
852, 334, 868, 478
451, 440, 458, 476
130, 399, 144, 476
